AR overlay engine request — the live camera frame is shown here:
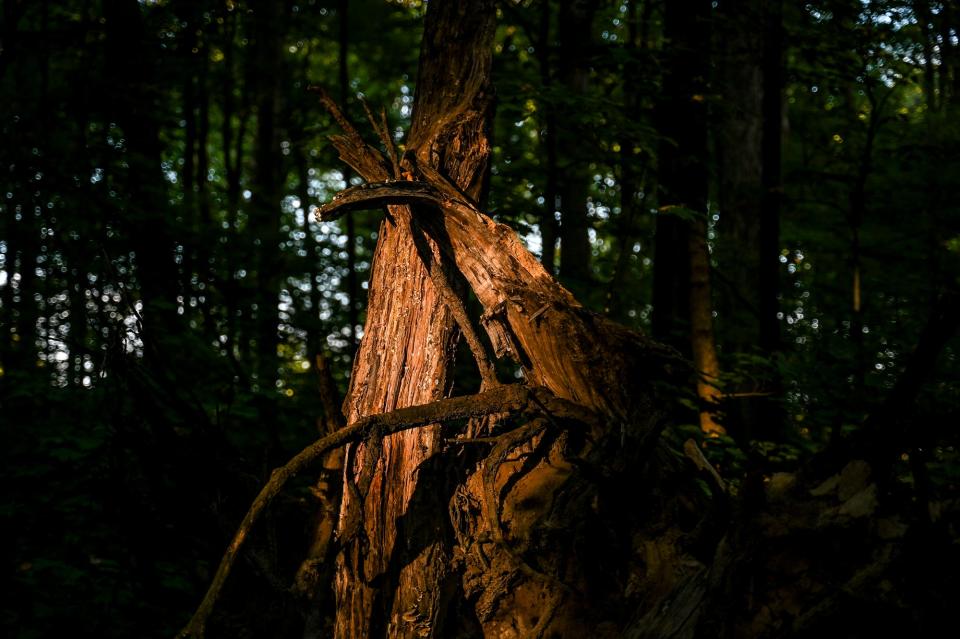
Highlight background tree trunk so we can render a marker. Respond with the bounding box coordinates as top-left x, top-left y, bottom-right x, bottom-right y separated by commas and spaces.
715, 0, 767, 438
653, 0, 722, 434
556, 0, 599, 296
250, 0, 283, 396
651, 0, 710, 350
